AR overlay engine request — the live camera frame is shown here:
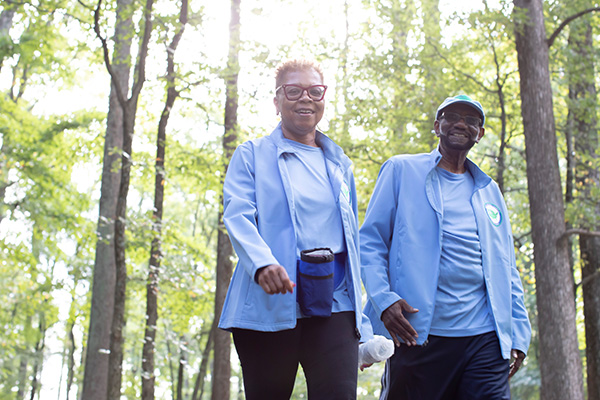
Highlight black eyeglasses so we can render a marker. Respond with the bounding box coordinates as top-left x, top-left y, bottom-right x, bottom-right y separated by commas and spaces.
441, 111, 482, 127
276, 84, 327, 101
